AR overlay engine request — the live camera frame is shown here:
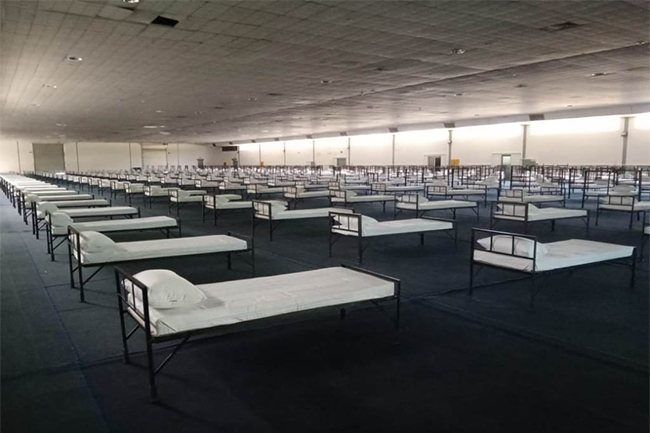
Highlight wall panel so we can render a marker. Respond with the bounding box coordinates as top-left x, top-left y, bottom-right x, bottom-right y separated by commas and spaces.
285, 140, 313, 165
350, 134, 392, 166
394, 130, 449, 165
